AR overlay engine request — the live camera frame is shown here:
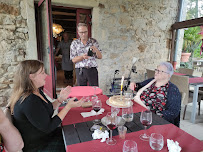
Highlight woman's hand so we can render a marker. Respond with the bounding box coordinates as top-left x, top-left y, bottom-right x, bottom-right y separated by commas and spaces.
129, 82, 136, 90
58, 86, 72, 103
65, 97, 84, 109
